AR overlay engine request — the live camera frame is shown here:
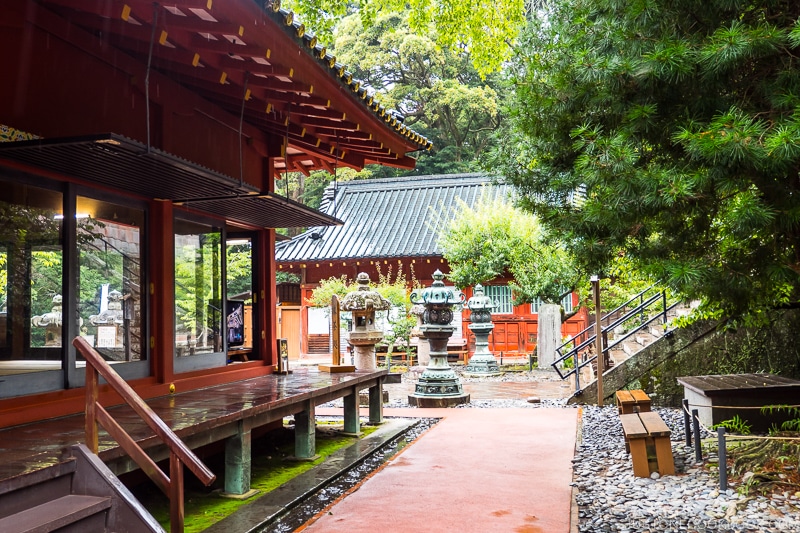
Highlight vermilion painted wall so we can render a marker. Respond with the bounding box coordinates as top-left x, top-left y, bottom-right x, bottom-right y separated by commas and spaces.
280, 258, 589, 359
